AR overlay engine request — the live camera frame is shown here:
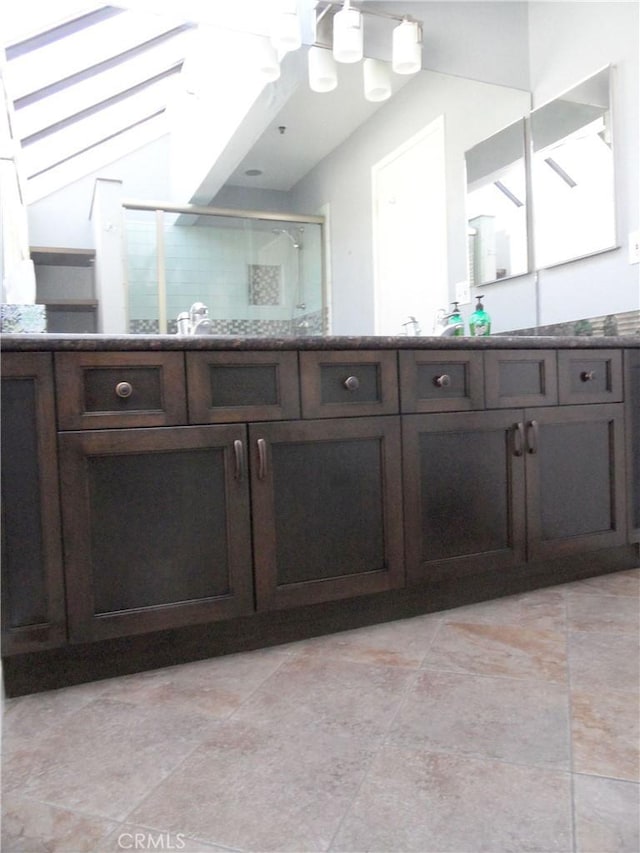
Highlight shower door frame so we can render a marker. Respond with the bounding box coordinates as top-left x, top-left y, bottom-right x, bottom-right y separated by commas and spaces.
122, 200, 327, 335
